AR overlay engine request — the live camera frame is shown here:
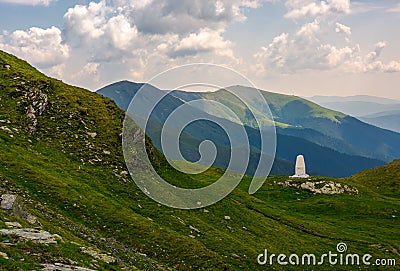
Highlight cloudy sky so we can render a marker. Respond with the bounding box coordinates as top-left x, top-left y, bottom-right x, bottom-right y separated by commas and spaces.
1, 0, 400, 99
